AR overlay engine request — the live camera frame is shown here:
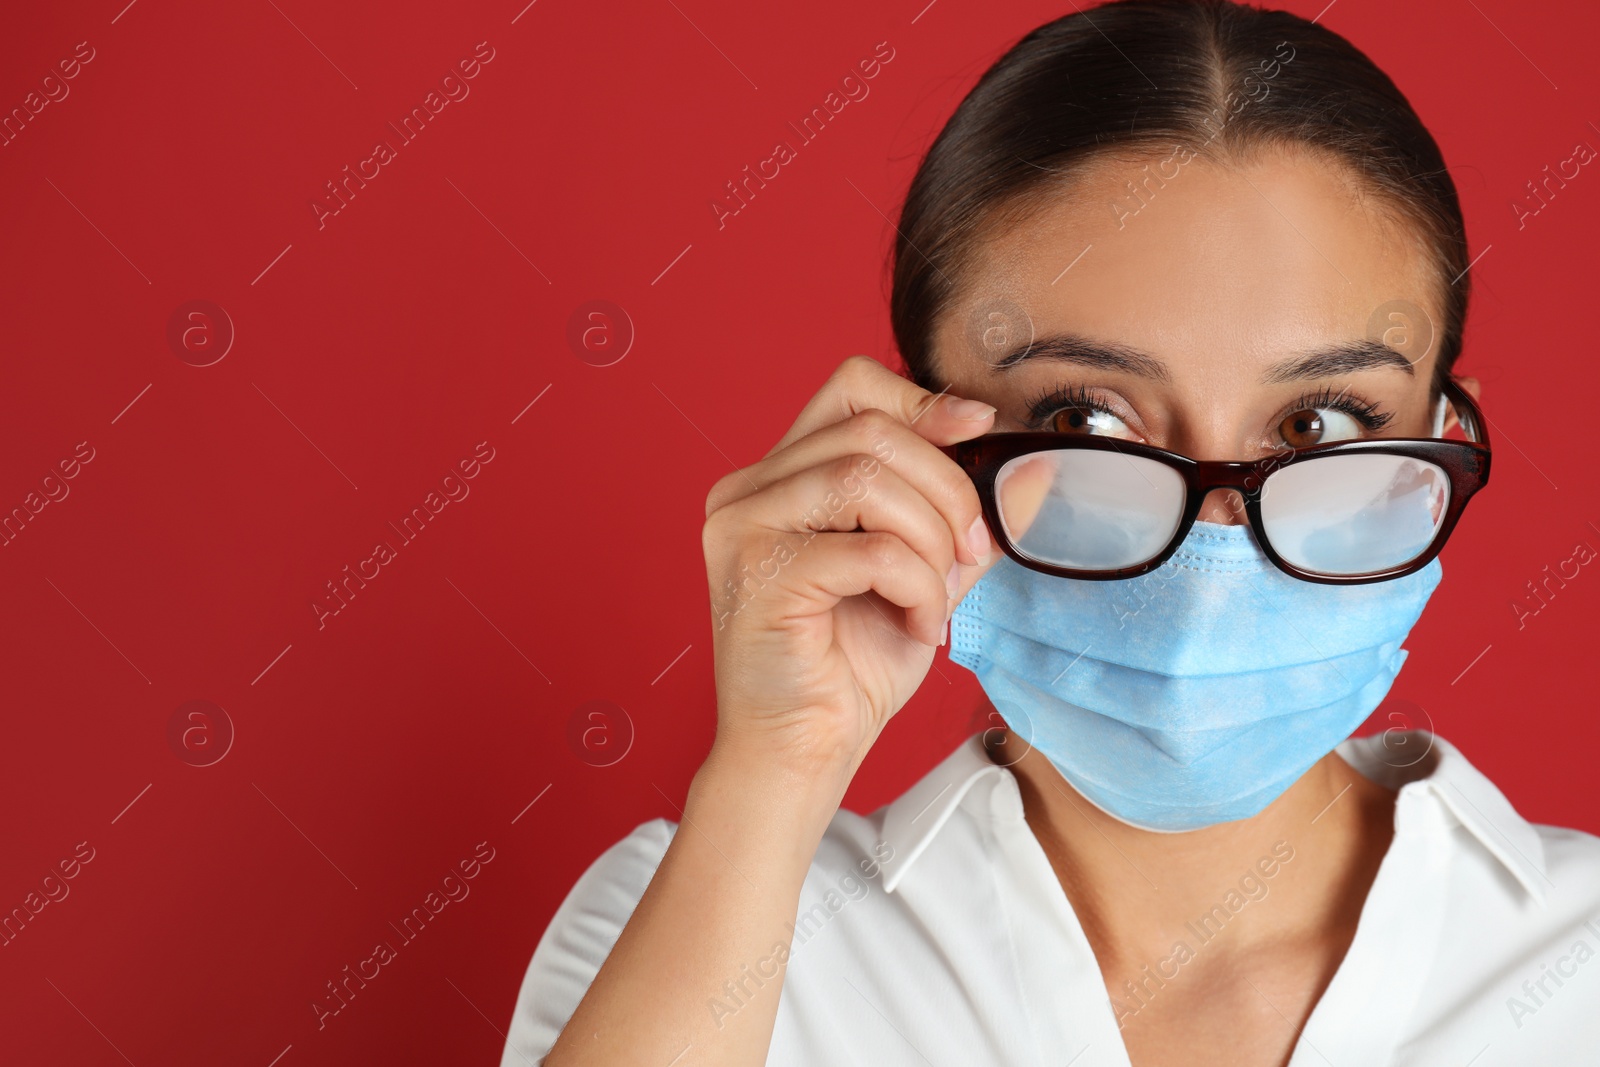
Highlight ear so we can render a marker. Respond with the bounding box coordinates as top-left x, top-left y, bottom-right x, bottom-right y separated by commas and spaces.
1439, 375, 1481, 436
